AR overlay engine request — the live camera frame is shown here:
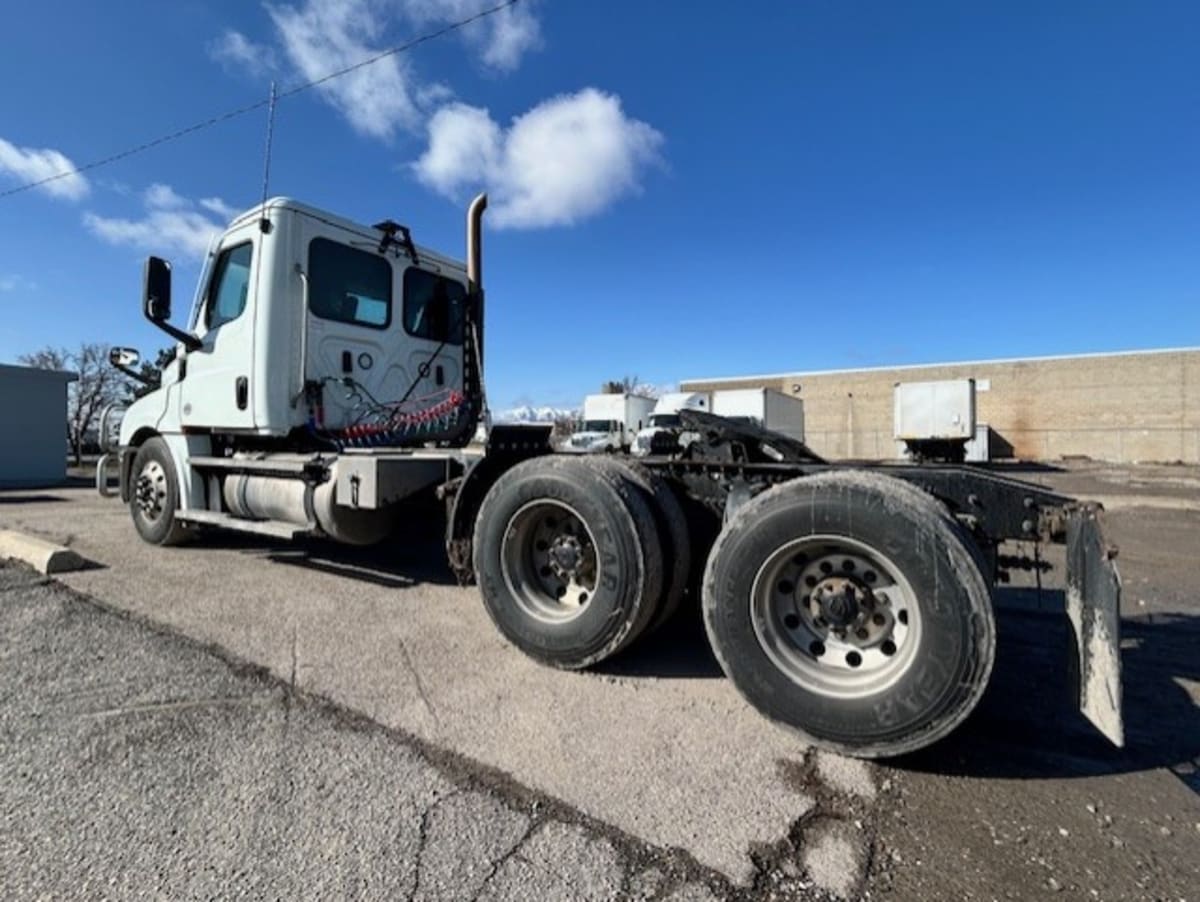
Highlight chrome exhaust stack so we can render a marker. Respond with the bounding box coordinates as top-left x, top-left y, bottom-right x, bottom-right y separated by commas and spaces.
467, 193, 487, 294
